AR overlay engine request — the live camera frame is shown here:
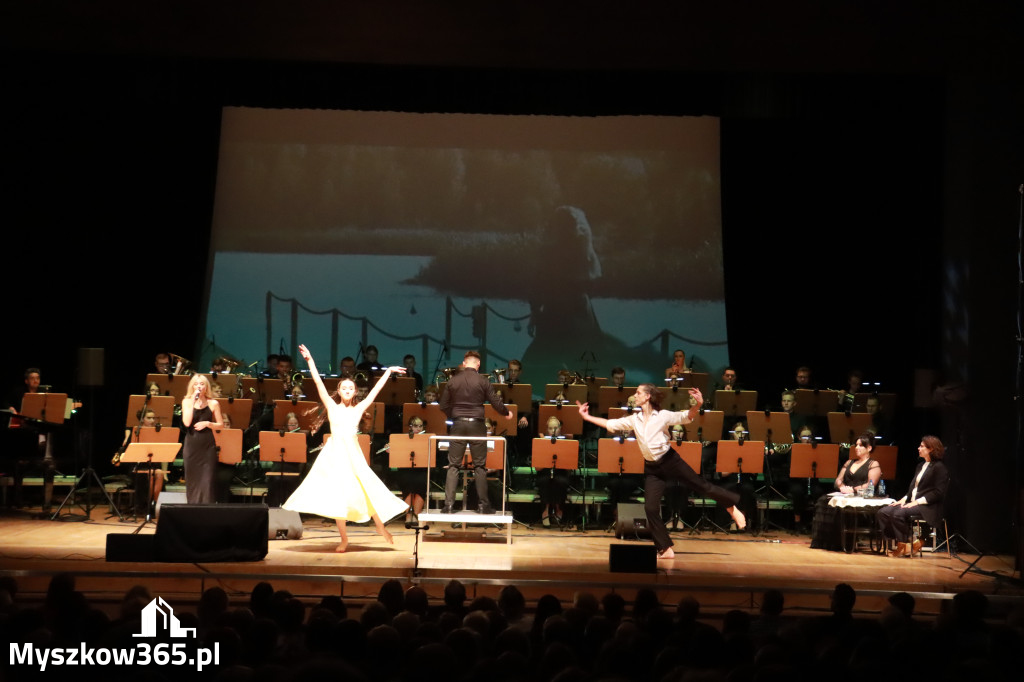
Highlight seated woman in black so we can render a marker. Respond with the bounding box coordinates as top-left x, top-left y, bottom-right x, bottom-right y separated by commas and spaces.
876, 435, 949, 557
810, 433, 882, 551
